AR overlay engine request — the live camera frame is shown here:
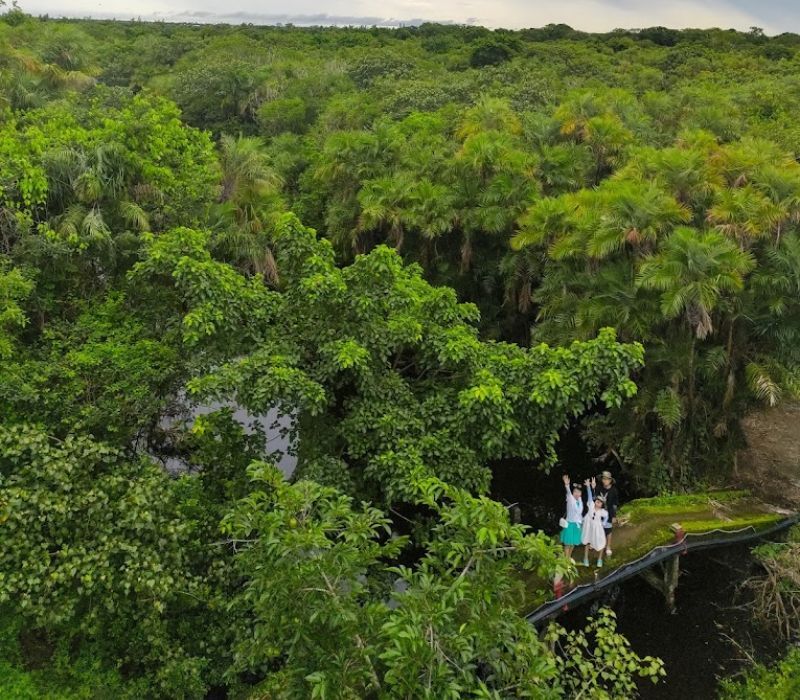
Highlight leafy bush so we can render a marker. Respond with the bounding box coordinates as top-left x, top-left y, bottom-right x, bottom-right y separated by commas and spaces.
720, 648, 800, 699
